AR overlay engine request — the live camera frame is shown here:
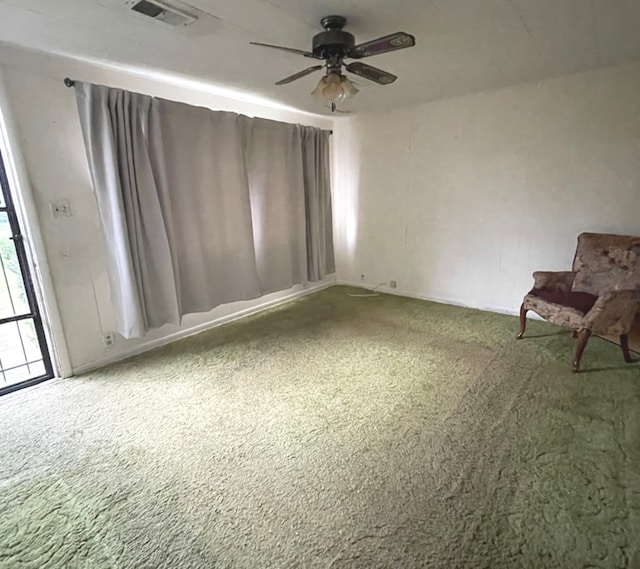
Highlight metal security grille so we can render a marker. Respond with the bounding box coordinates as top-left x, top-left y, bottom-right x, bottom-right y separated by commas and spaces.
0, 150, 53, 396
